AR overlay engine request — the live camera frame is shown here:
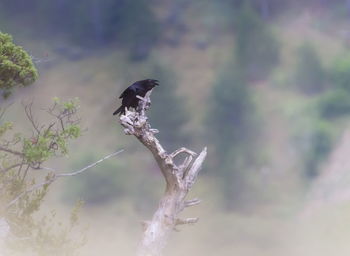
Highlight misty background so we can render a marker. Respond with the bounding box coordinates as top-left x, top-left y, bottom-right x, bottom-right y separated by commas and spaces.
2, 0, 350, 255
